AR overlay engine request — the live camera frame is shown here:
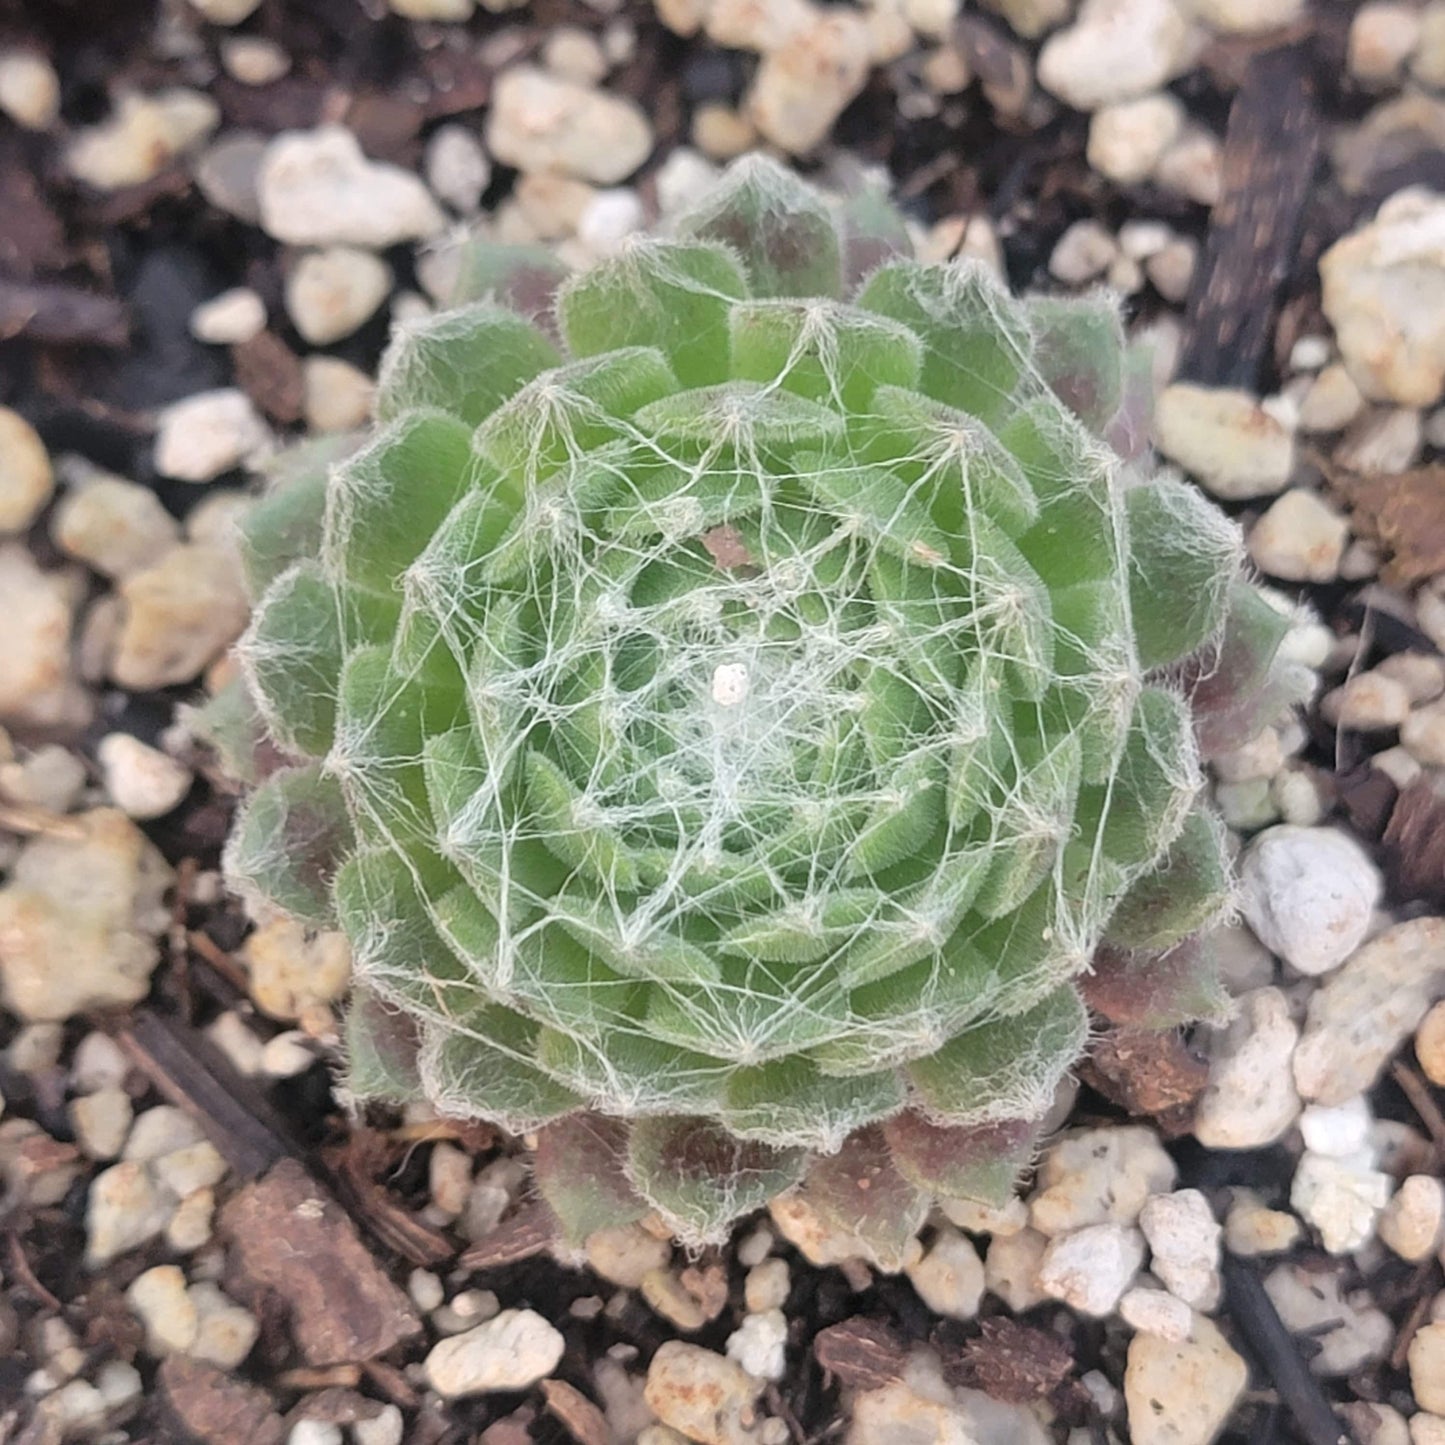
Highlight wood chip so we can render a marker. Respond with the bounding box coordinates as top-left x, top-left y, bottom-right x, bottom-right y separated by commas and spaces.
220, 1159, 422, 1368
458, 1197, 557, 1270
1181, 43, 1319, 388
160, 1357, 287, 1445
1336, 464, 1445, 587
1383, 774, 1445, 904
813, 1317, 910, 1392
1081, 1027, 1209, 1136
321, 1129, 456, 1269
0, 277, 128, 347
232, 330, 305, 426
117, 1009, 293, 1180
542, 1379, 610, 1445
949, 1318, 1075, 1404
